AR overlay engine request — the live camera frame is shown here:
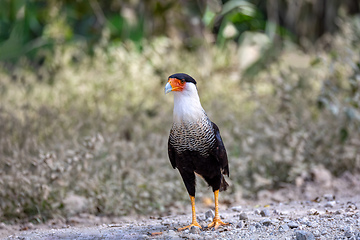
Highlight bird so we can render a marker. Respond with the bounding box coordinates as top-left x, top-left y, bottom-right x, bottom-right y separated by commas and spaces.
165, 73, 229, 230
